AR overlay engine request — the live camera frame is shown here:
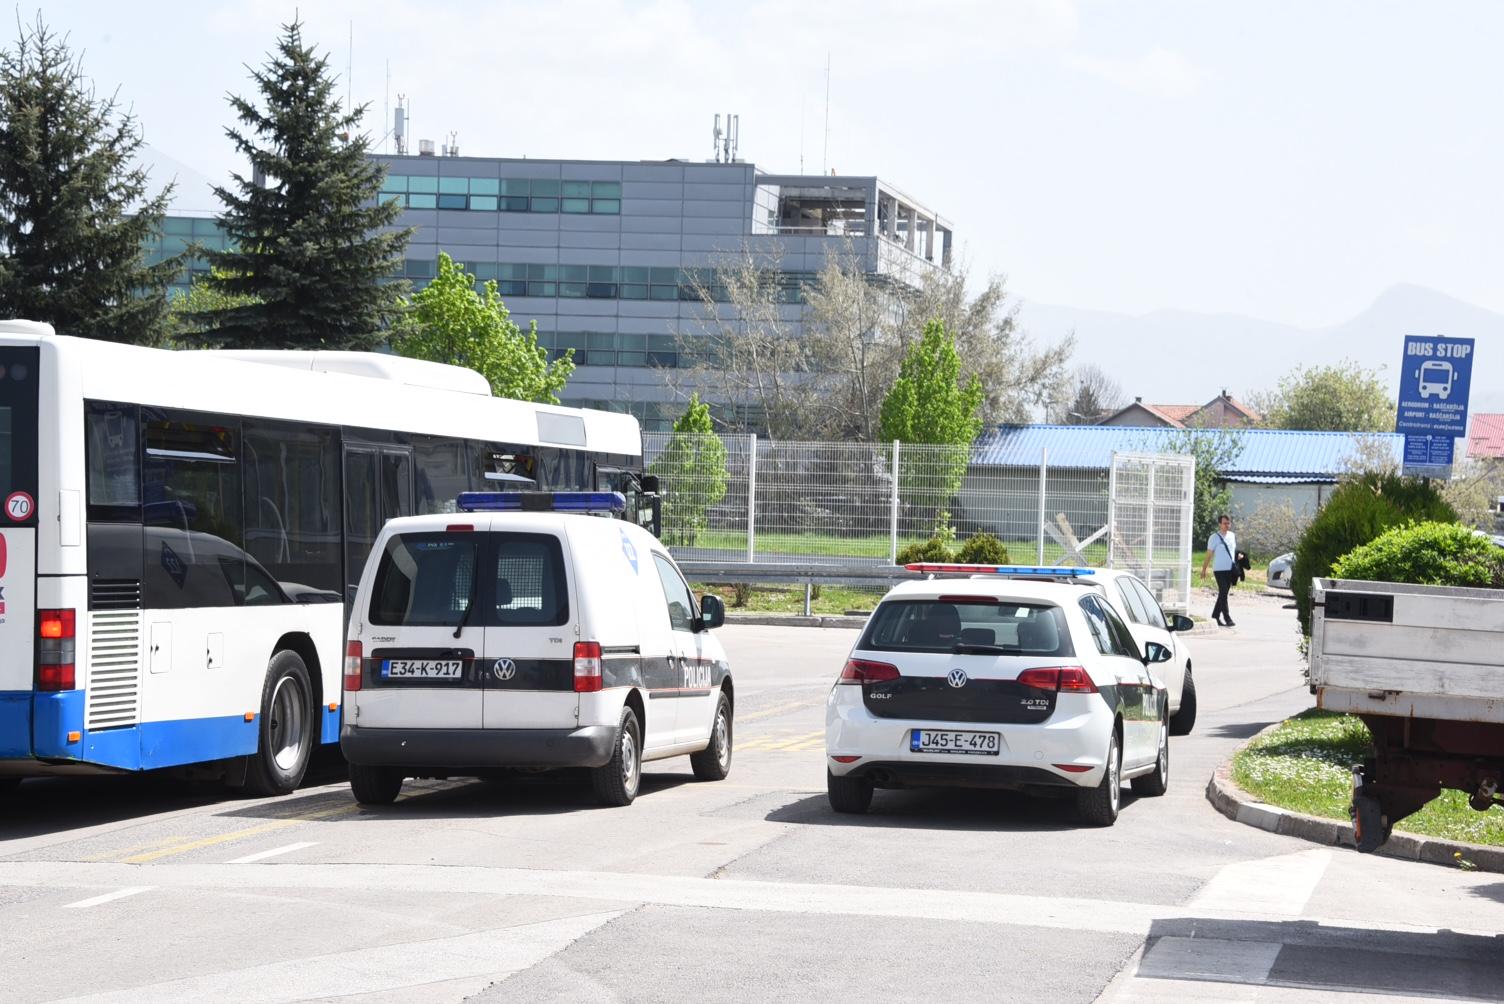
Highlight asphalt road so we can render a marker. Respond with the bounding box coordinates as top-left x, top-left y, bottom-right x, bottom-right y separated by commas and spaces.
2, 590, 1501, 1003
